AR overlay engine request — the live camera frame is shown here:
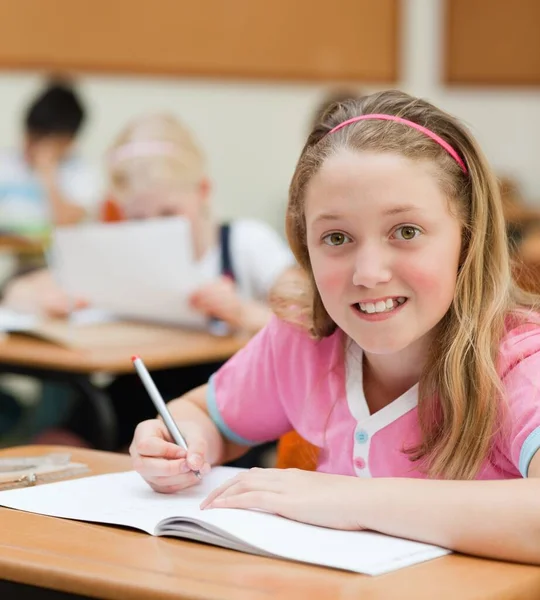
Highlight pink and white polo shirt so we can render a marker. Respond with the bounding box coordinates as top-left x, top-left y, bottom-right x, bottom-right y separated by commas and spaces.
206, 315, 540, 479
